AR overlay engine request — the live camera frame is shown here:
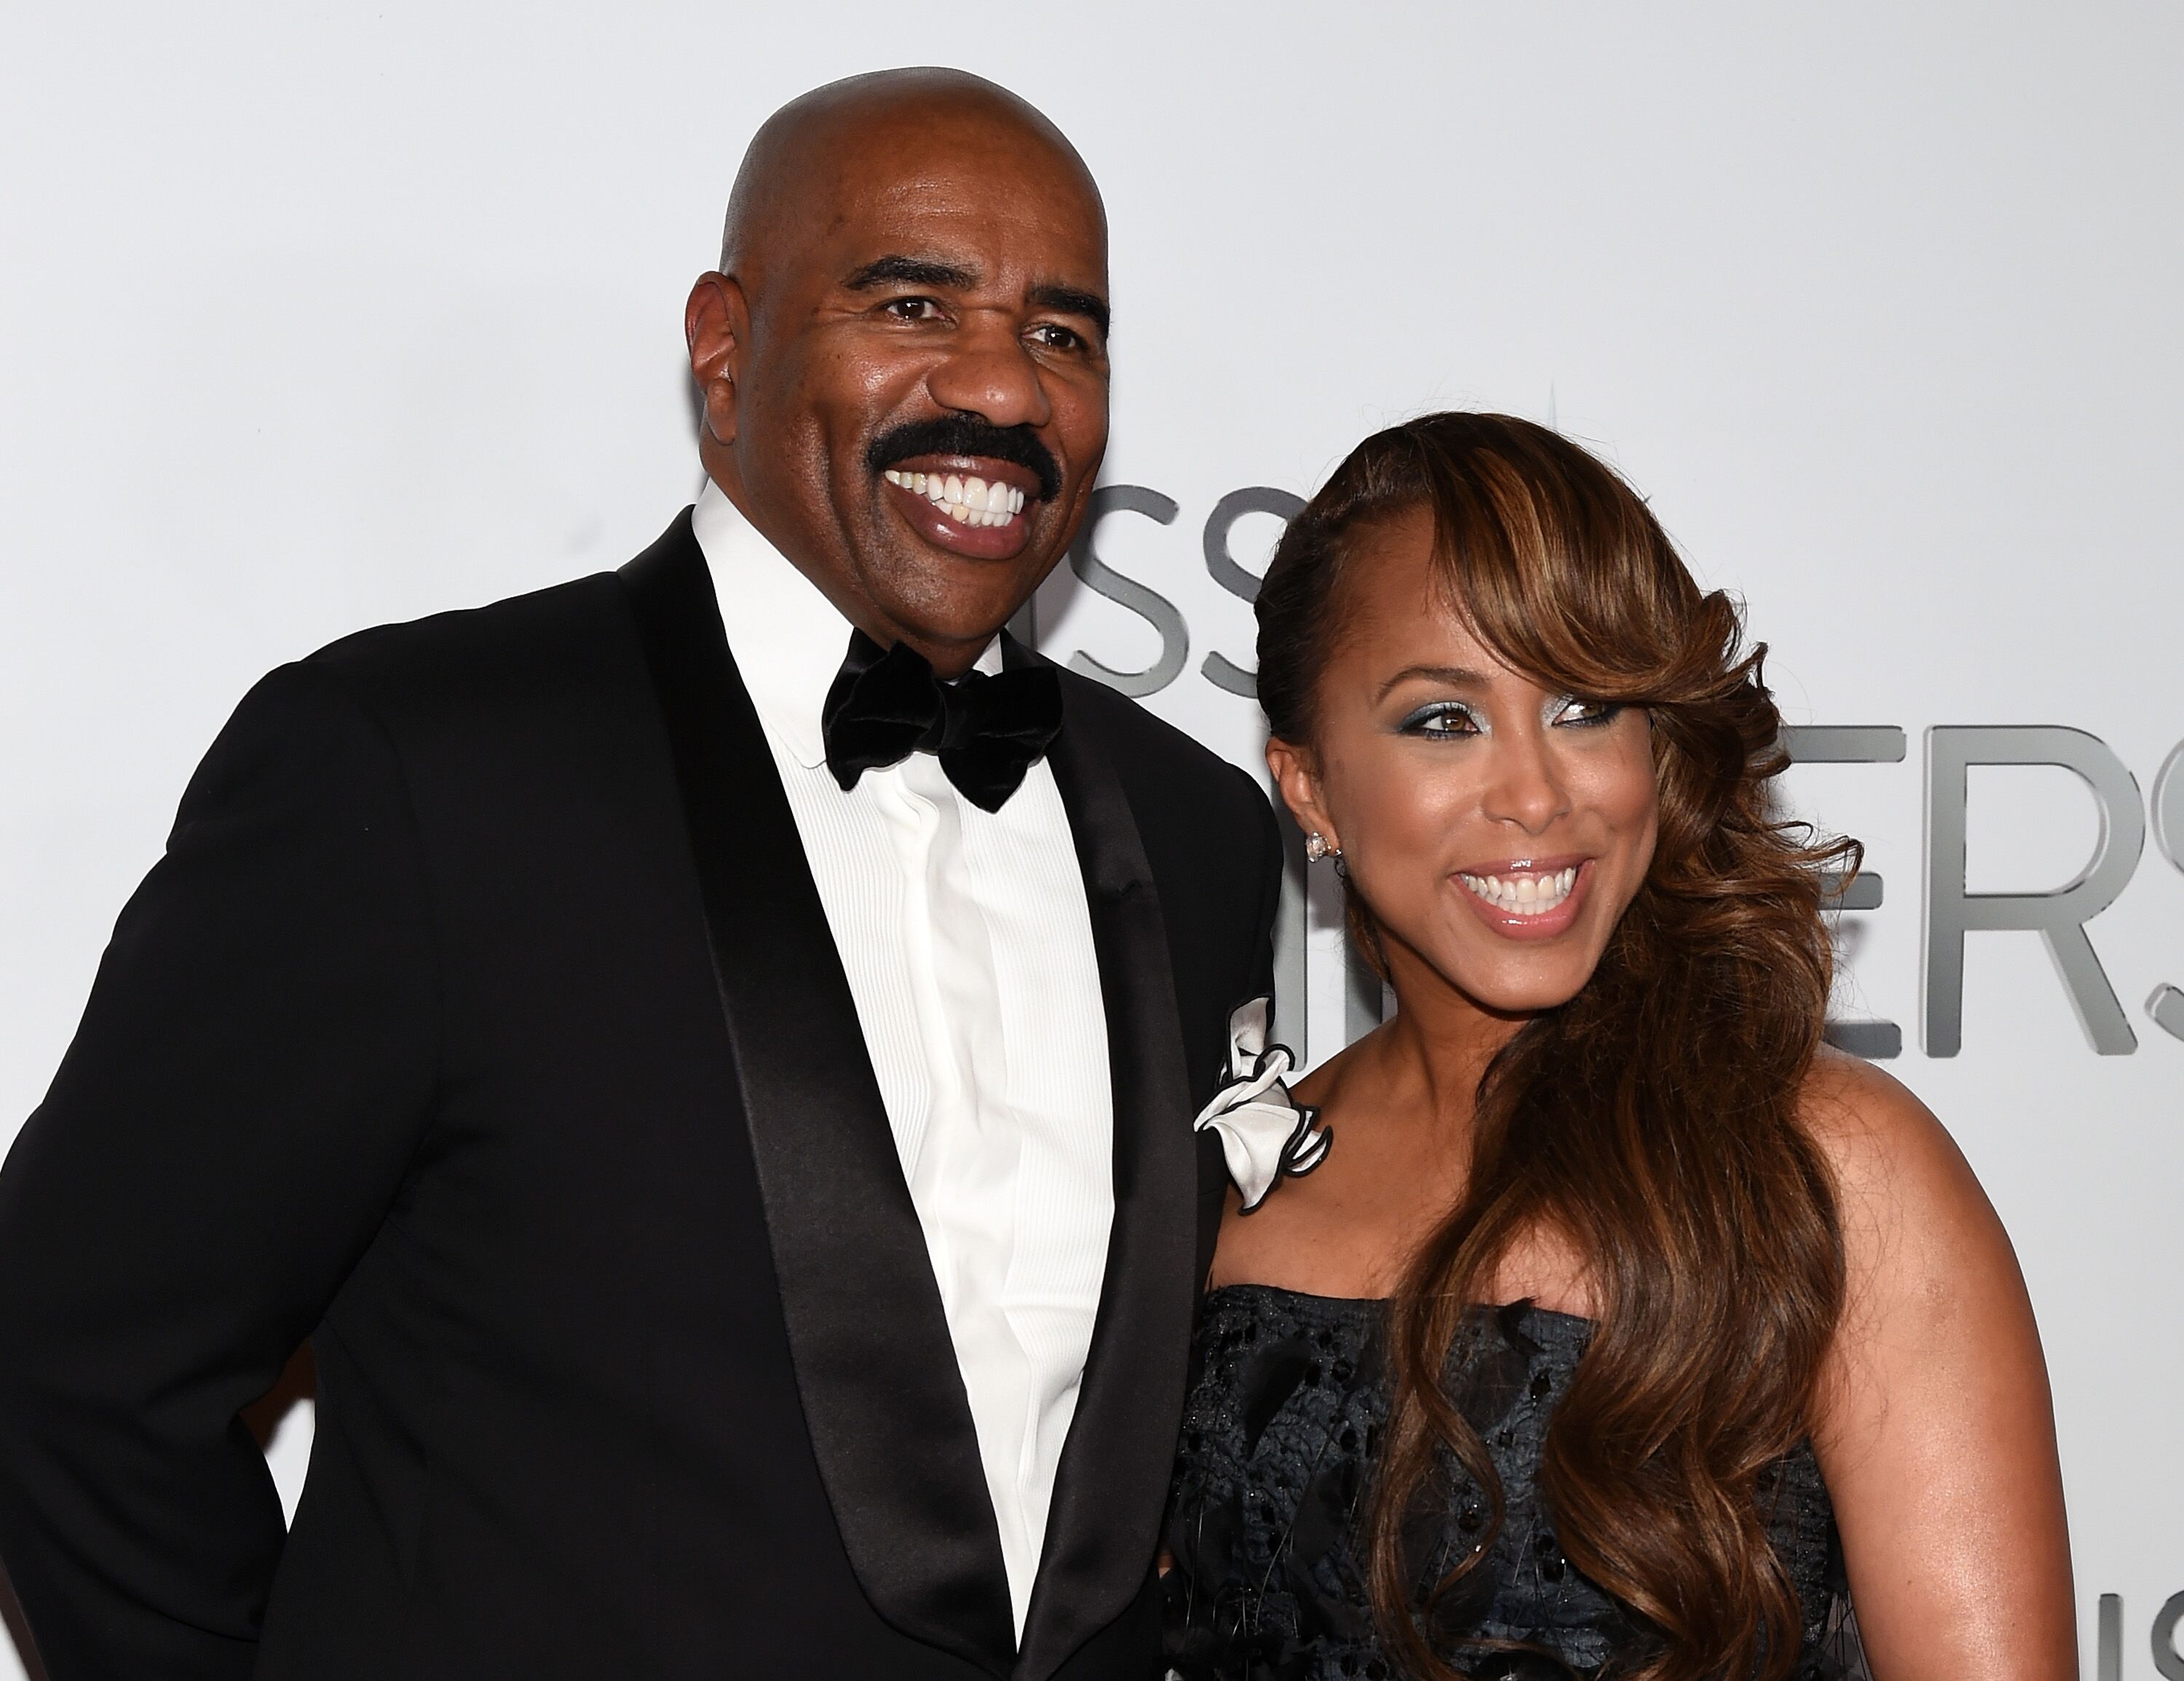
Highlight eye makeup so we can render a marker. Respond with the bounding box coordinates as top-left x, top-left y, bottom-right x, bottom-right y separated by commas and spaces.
1396, 700, 1481, 738
1549, 696, 1623, 729
1395, 695, 1623, 739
